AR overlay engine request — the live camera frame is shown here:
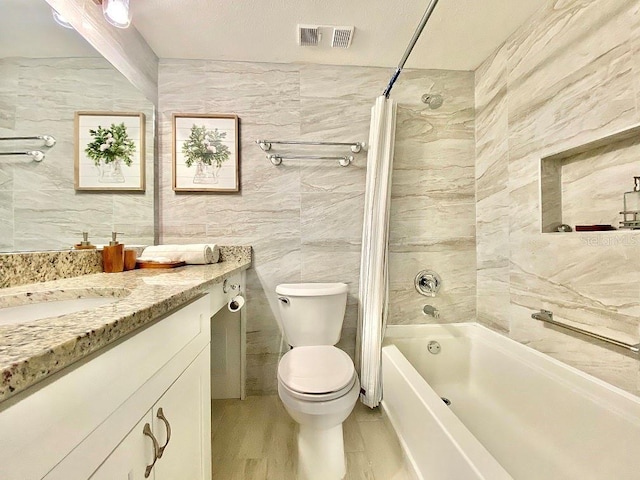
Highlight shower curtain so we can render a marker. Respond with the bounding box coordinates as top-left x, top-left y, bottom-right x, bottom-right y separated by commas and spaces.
357, 95, 397, 408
